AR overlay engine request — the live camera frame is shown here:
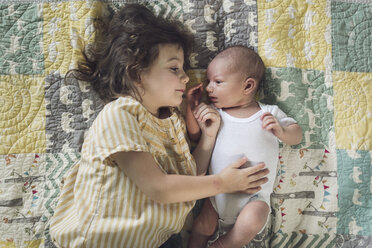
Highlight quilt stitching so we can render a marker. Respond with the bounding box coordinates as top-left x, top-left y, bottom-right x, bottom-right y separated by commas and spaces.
331, 1, 372, 73
0, 4, 44, 75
